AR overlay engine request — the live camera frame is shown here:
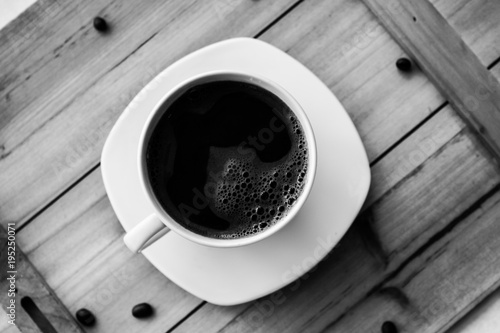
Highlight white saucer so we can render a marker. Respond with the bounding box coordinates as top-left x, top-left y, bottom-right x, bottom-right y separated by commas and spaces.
101, 38, 370, 306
